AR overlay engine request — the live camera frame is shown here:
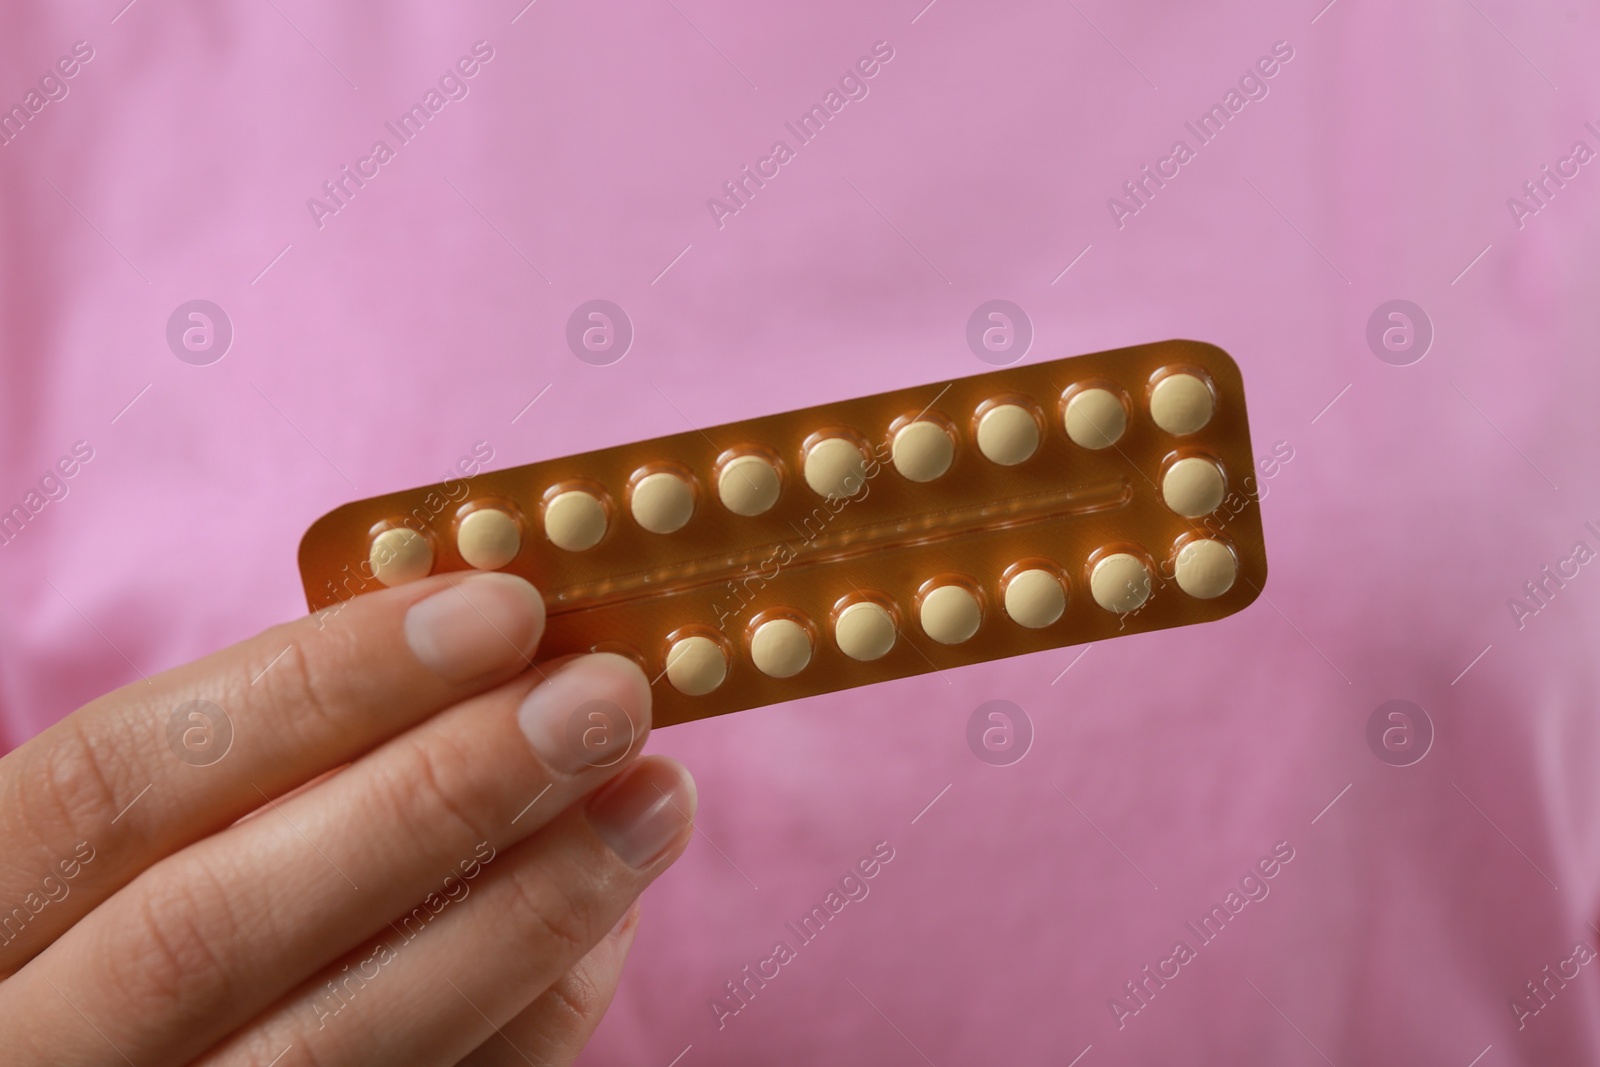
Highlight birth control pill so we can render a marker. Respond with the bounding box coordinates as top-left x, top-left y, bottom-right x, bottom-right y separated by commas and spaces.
1063, 388, 1127, 450
457, 508, 521, 571
750, 618, 812, 678
1149, 372, 1215, 435
804, 436, 868, 498
1174, 539, 1238, 599
891, 420, 955, 482
919, 584, 981, 645
976, 403, 1040, 465
666, 635, 727, 695
544, 490, 607, 551
1003, 568, 1066, 628
835, 601, 896, 661
631, 471, 695, 534
1090, 553, 1152, 613
717, 454, 781, 516
370, 527, 433, 587
1161, 457, 1226, 518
